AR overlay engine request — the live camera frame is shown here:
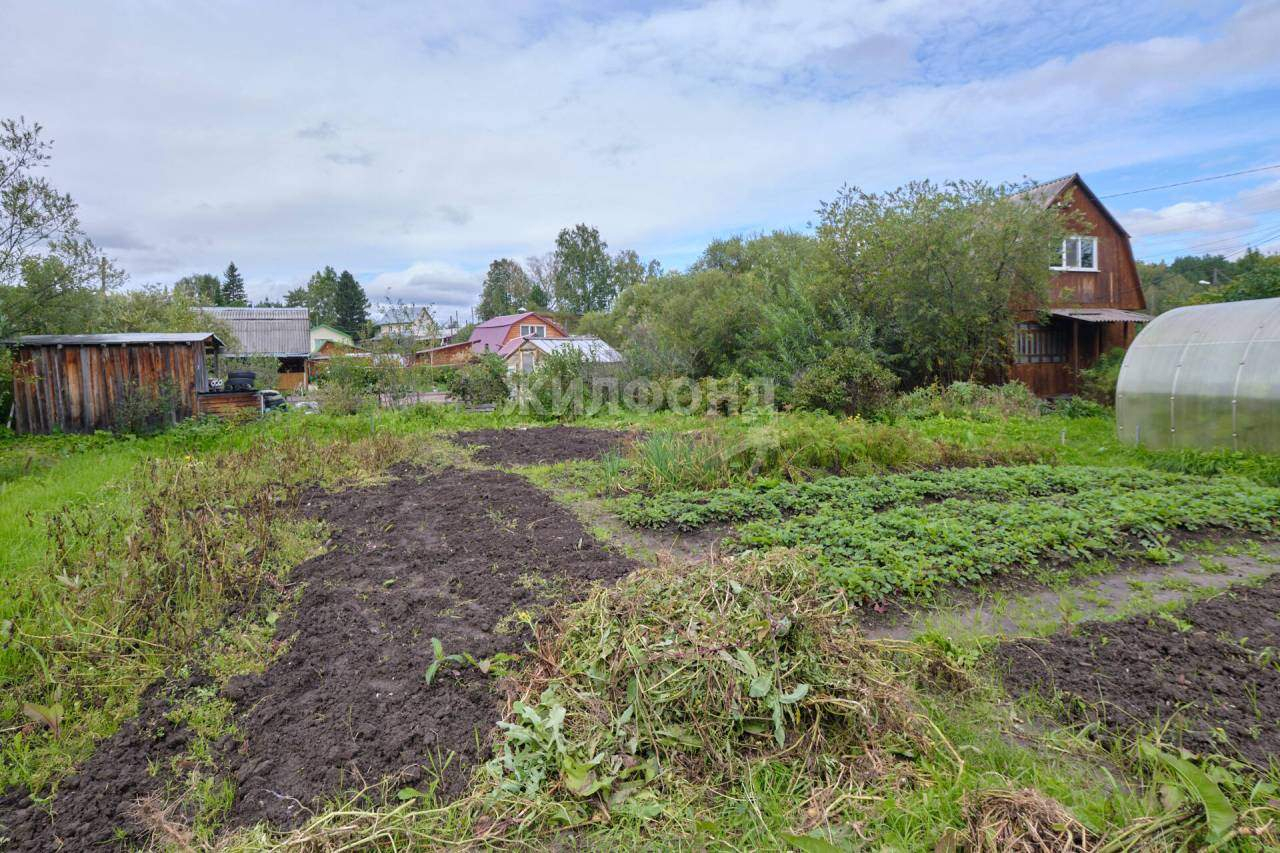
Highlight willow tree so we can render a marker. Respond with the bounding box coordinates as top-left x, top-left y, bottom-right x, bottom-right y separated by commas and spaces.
816, 179, 1070, 385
